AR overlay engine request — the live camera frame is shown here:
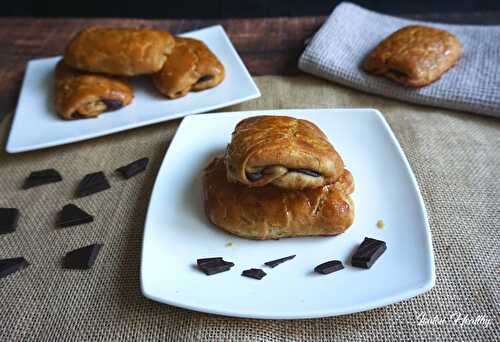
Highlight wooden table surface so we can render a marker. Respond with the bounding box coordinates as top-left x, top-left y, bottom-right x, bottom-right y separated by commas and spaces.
1, 13, 499, 115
